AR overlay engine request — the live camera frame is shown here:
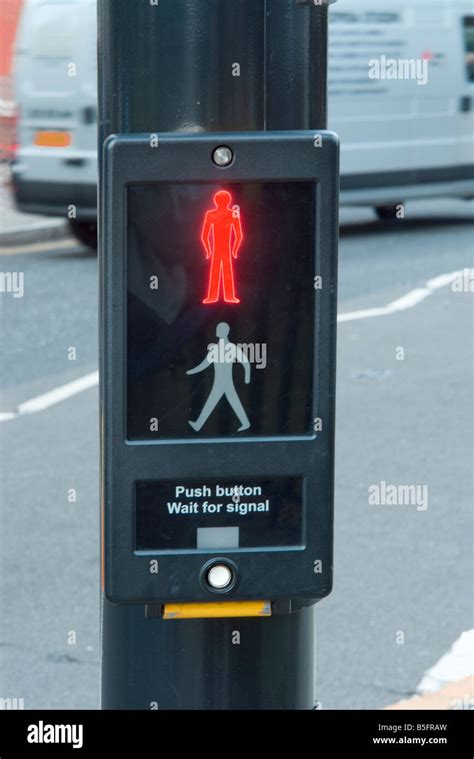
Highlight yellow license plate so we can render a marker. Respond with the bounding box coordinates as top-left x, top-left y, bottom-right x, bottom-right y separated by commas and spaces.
34, 130, 71, 148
